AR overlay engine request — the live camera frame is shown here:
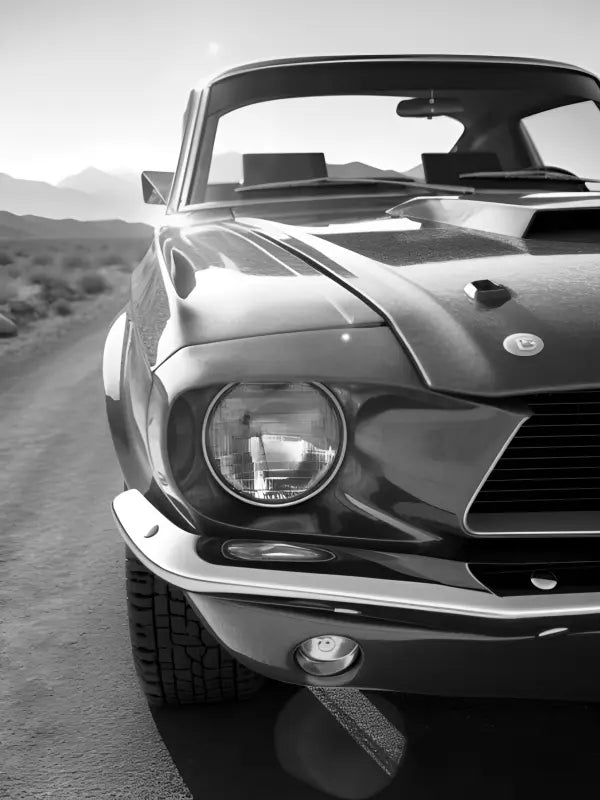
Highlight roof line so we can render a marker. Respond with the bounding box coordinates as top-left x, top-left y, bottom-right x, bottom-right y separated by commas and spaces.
204, 54, 594, 87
